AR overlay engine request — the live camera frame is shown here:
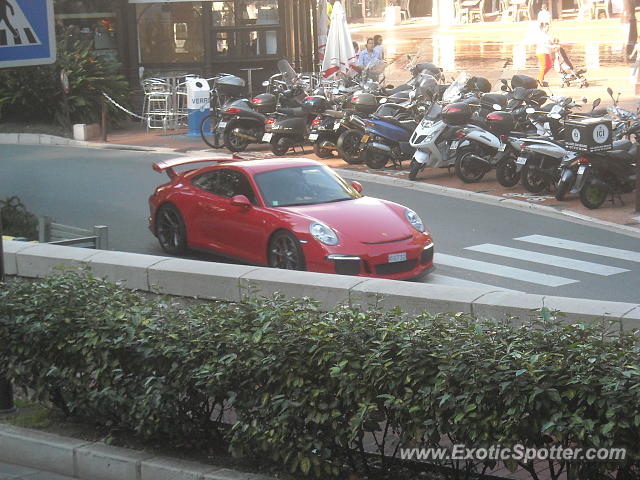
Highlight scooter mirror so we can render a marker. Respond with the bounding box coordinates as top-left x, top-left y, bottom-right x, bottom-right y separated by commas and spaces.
501, 85, 508, 91
501, 79, 508, 85
525, 107, 535, 114
592, 98, 601, 109
582, 96, 588, 103
493, 103, 502, 111
607, 87, 614, 97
